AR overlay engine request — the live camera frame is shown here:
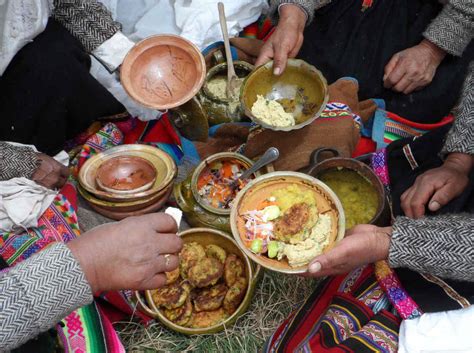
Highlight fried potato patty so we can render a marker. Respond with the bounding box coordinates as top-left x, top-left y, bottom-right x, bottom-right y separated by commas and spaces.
224, 254, 245, 287
205, 244, 227, 264
274, 202, 317, 242
179, 242, 206, 279
193, 283, 228, 312
187, 308, 228, 329
152, 281, 191, 309
187, 257, 224, 288
223, 277, 247, 314
165, 267, 180, 285
163, 298, 193, 326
